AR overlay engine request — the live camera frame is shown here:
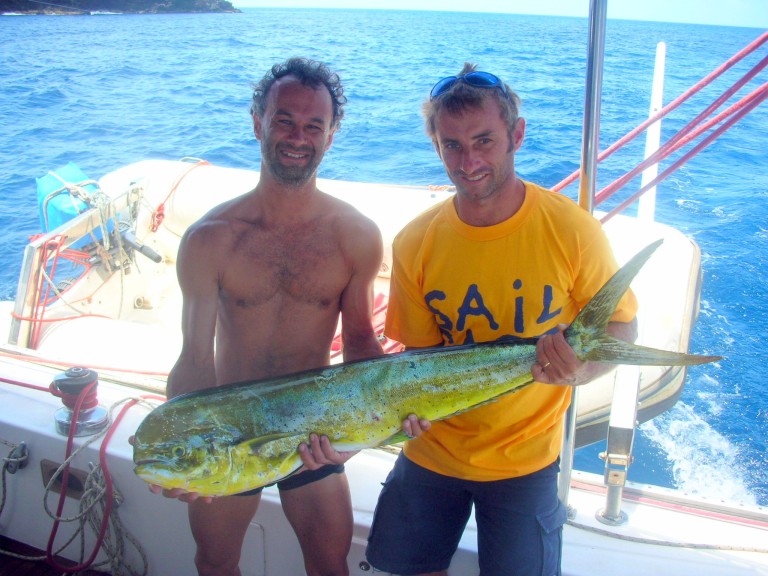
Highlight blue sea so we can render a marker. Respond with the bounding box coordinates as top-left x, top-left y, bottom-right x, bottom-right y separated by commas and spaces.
1, 9, 766, 506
